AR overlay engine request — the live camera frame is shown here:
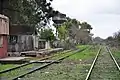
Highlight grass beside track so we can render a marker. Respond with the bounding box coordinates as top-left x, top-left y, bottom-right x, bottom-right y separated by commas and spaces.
68, 45, 99, 60
23, 45, 100, 80
112, 50, 120, 59
0, 64, 19, 72
111, 47, 120, 66
0, 50, 70, 72
0, 63, 46, 80
0, 50, 73, 80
